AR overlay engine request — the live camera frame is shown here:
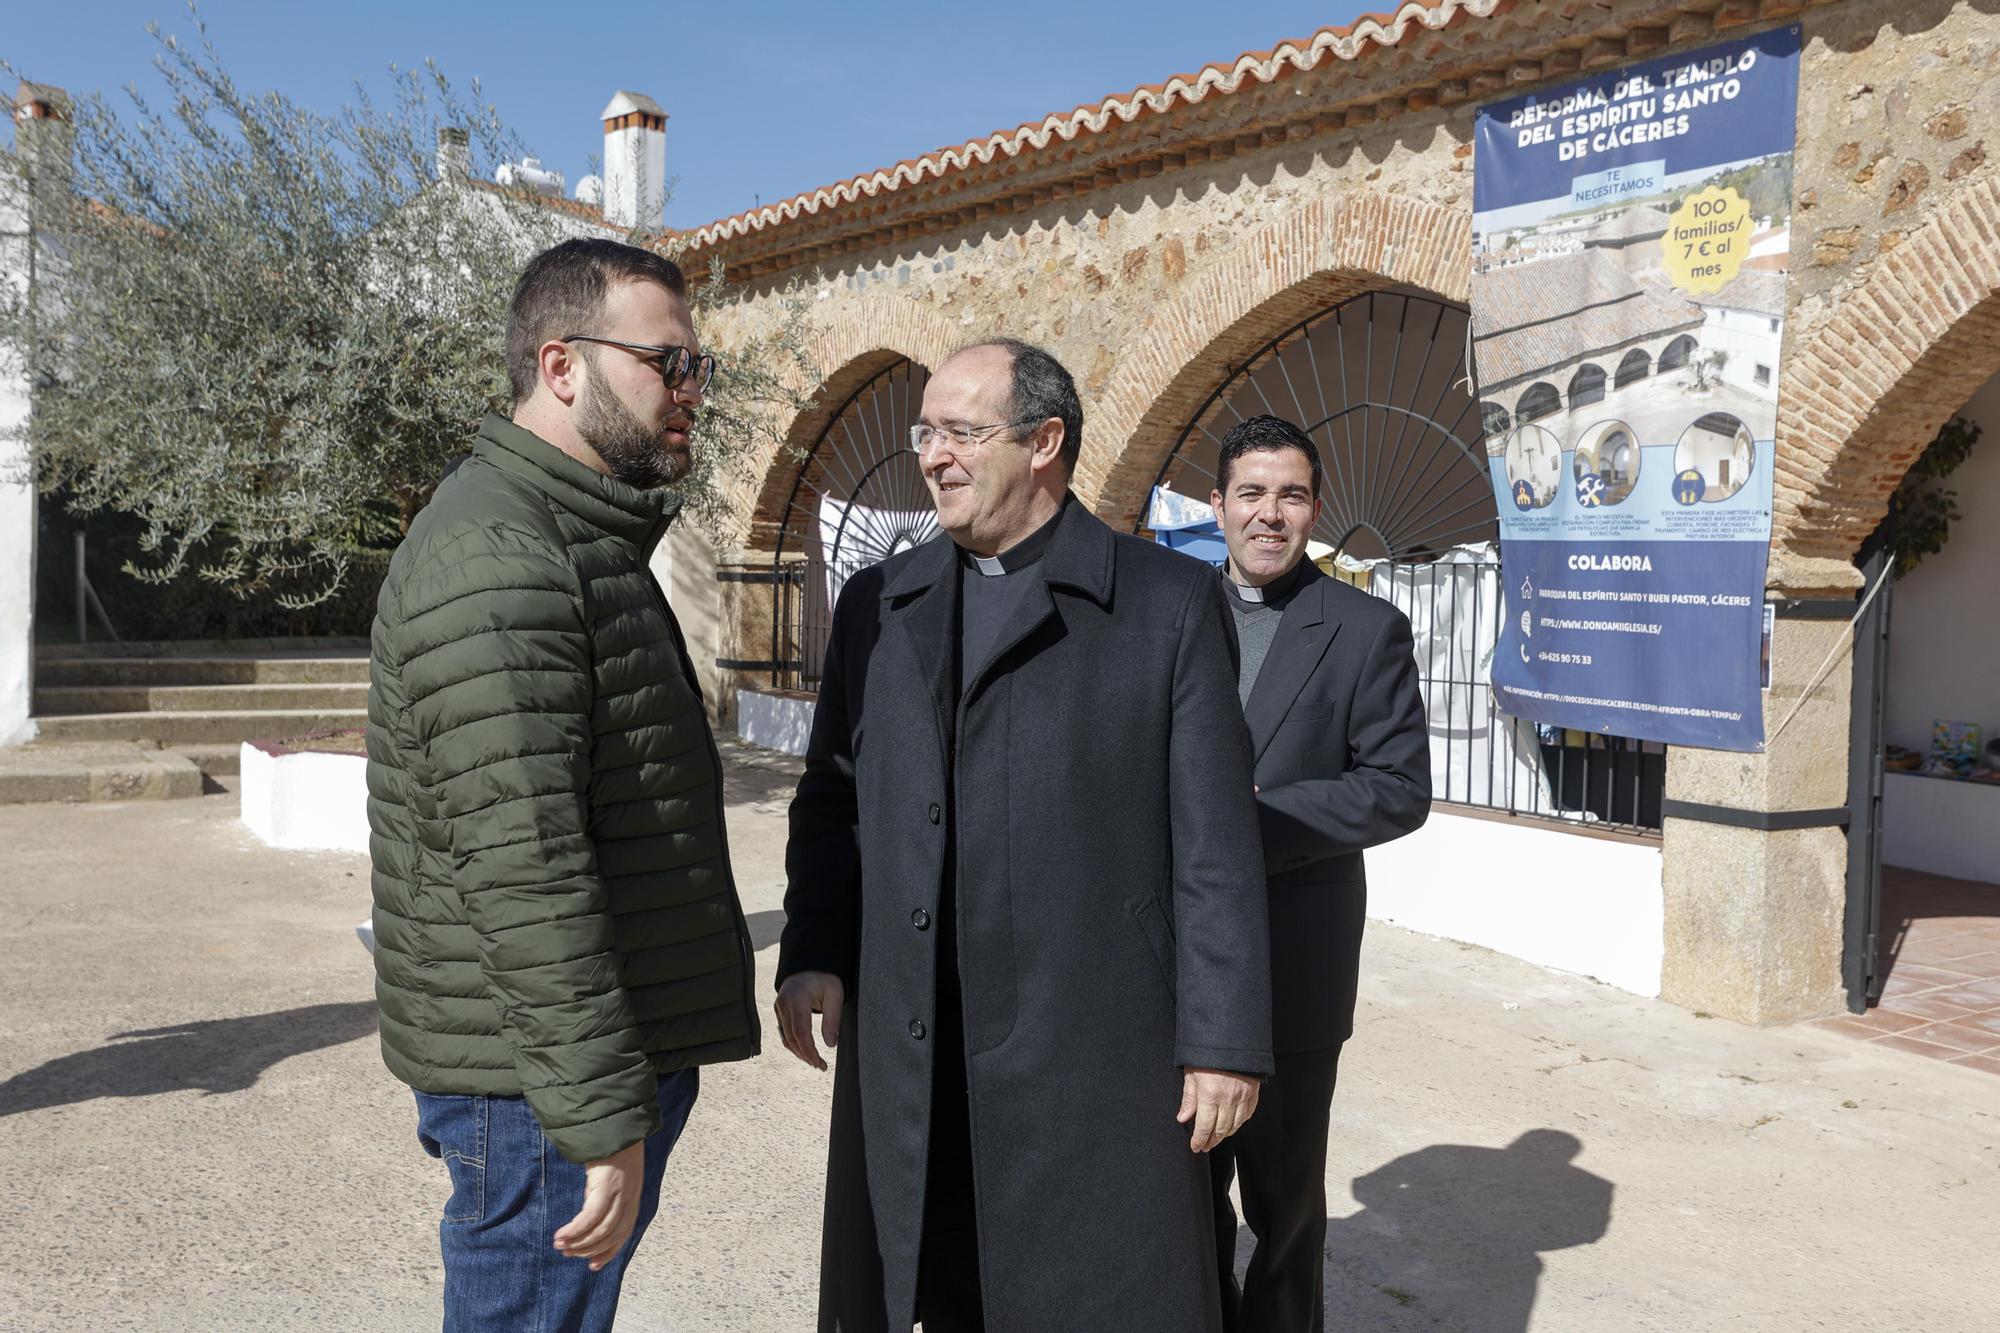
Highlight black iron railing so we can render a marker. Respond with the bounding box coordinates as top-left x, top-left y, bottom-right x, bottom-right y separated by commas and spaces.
1364, 556, 1663, 835
767, 547, 1662, 836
